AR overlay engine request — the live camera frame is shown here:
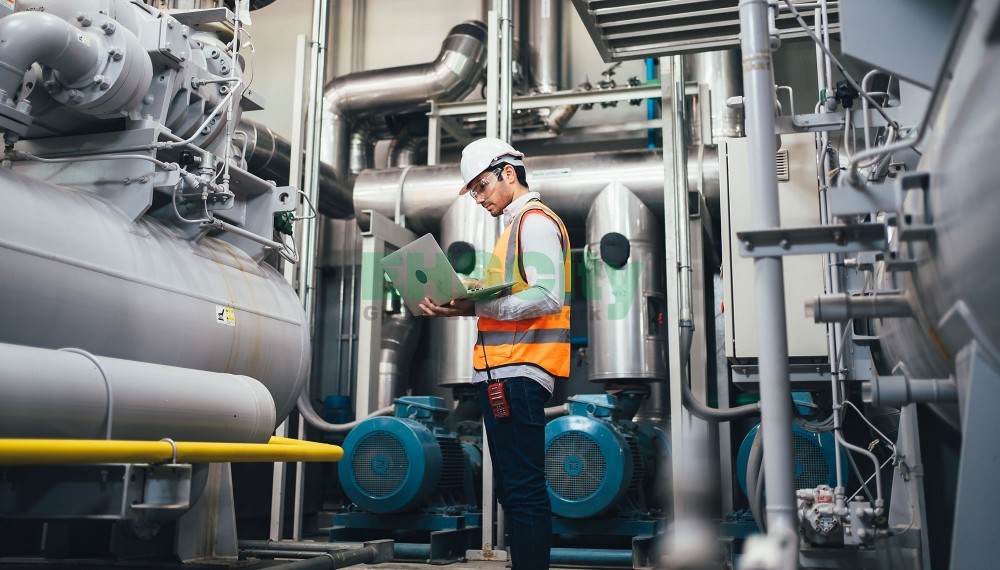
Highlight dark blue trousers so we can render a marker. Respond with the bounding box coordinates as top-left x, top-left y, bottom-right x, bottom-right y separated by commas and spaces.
478, 377, 552, 570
